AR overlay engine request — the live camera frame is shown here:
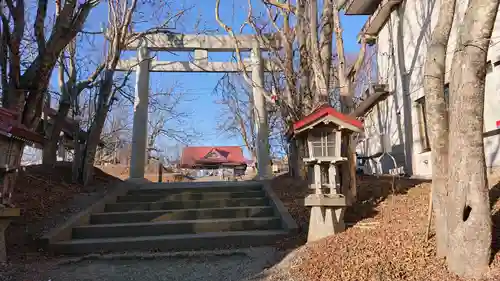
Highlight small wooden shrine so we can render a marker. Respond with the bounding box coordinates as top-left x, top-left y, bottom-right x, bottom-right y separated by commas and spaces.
287, 104, 363, 242
0, 107, 44, 262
